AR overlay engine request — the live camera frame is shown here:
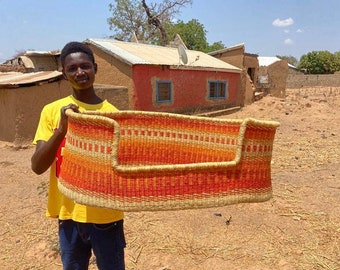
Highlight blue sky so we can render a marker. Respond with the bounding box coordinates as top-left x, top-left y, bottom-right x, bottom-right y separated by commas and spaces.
1, 0, 339, 63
